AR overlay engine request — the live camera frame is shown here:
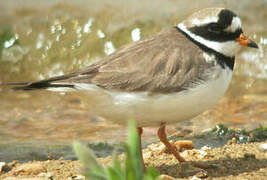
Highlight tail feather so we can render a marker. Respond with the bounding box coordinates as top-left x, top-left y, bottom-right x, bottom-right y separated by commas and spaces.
1, 81, 75, 91
13, 82, 75, 91
1, 73, 77, 91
